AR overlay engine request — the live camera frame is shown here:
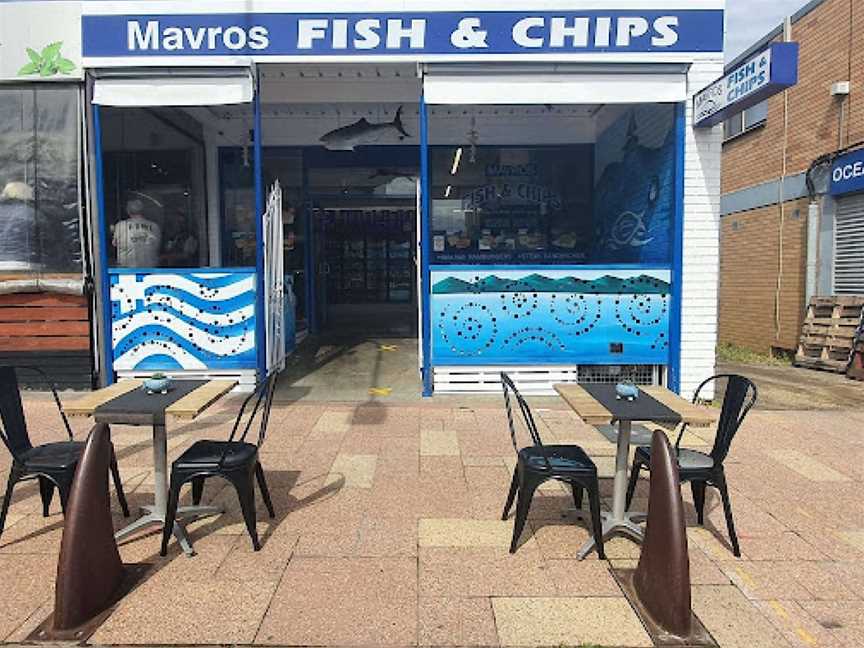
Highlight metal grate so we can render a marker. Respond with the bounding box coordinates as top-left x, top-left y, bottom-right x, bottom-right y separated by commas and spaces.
576, 364, 657, 385
433, 365, 663, 395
